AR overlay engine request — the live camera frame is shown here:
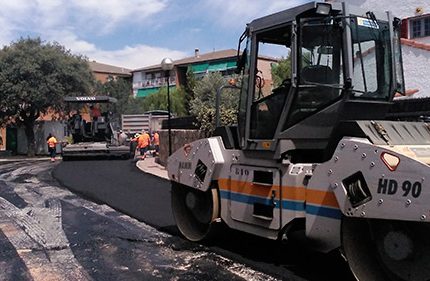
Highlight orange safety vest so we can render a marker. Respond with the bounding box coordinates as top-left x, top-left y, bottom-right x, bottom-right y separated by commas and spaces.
47, 137, 57, 148
137, 133, 150, 148
153, 133, 159, 146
